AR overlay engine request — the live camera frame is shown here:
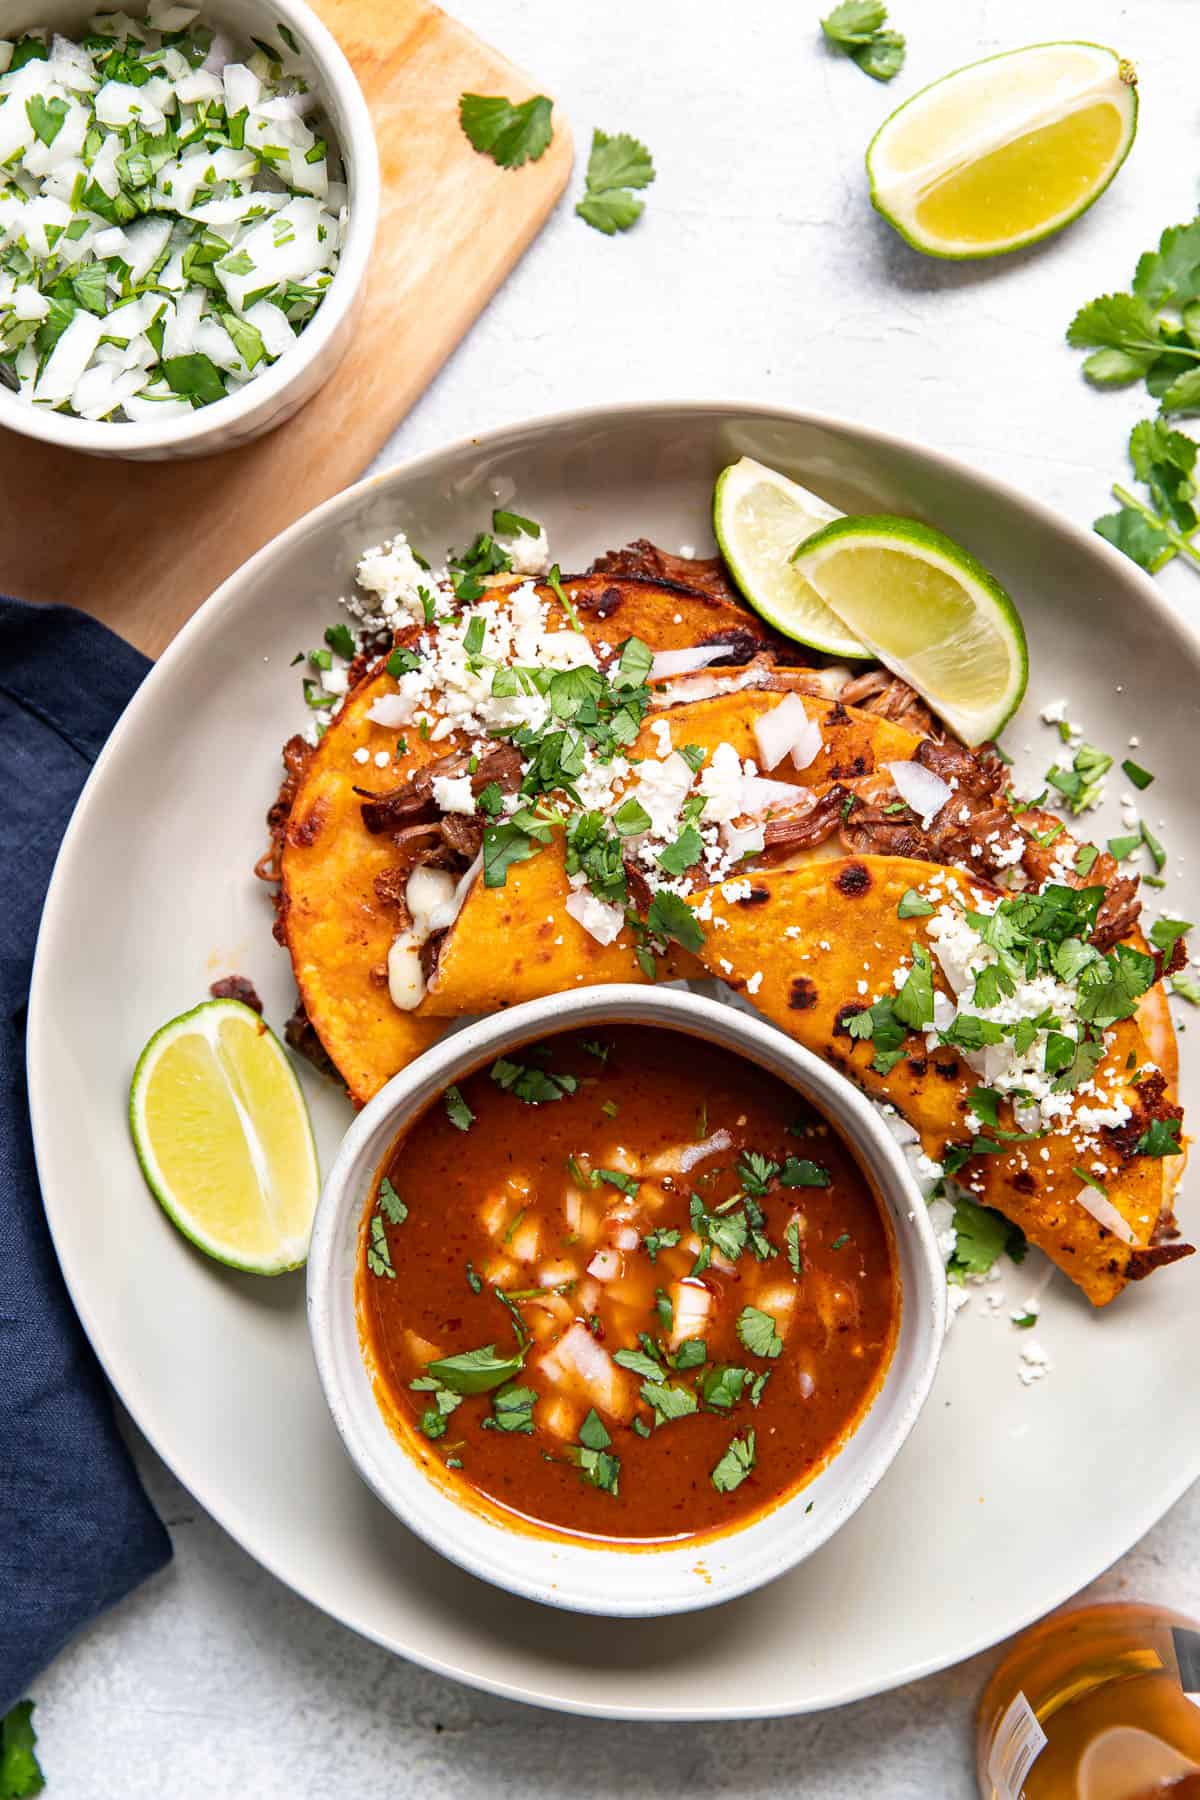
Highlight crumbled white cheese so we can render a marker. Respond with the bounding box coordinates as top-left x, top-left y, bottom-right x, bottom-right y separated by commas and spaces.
565, 885, 625, 946
632, 751, 694, 839
497, 525, 550, 577
431, 774, 476, 815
